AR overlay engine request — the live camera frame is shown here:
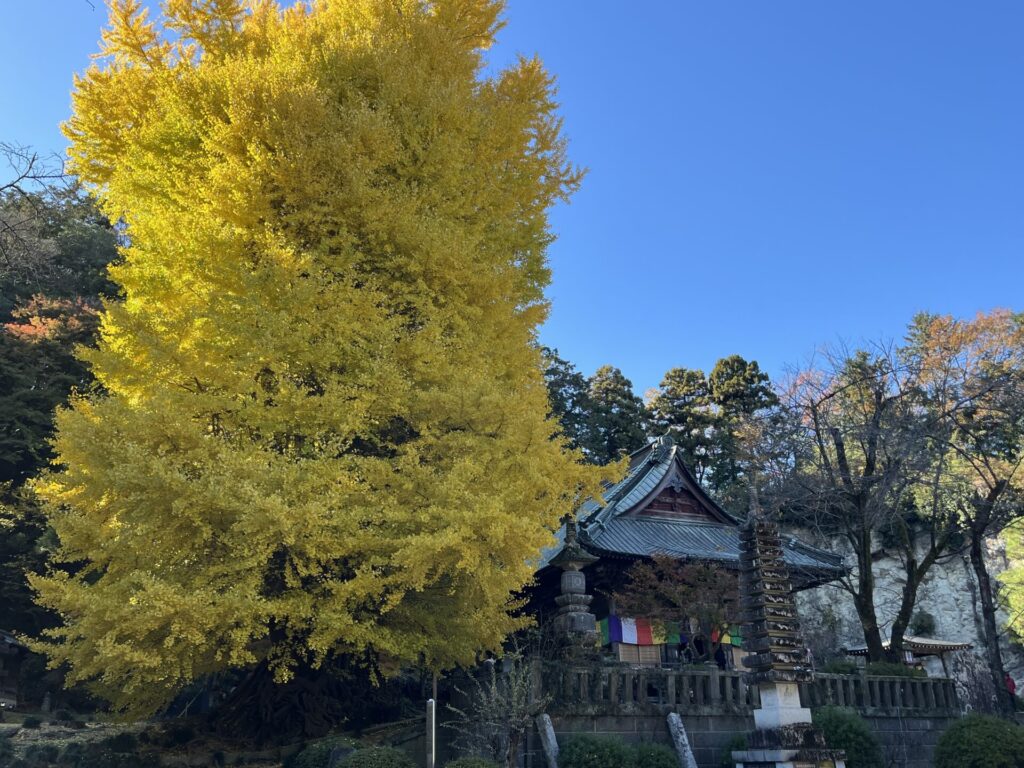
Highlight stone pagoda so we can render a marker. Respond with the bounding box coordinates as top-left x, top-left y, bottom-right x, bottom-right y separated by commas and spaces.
733, 508, 846, 768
